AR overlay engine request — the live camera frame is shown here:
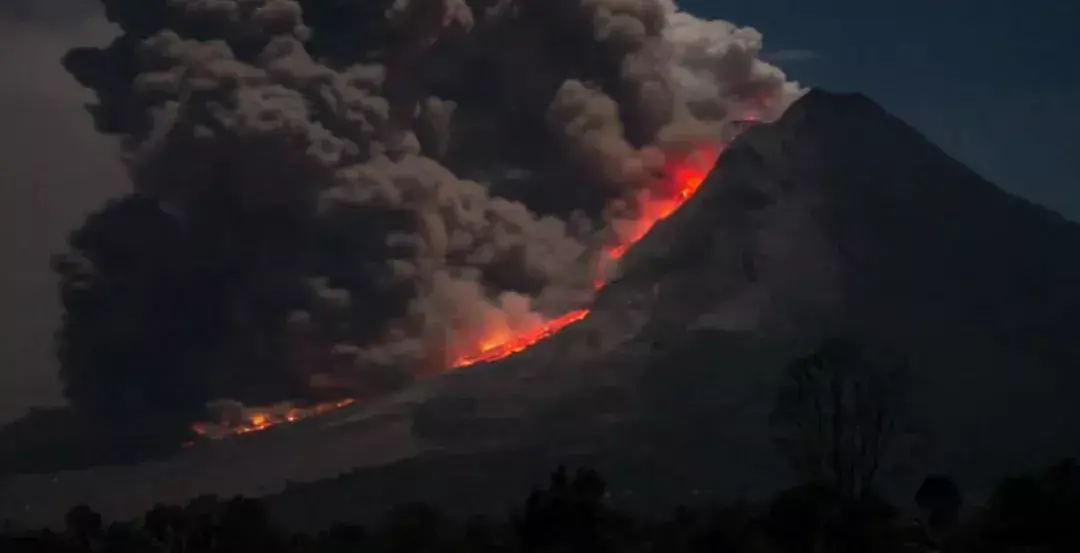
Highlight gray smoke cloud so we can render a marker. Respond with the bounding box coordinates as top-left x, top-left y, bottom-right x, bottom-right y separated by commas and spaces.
53, 0, 803, 427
